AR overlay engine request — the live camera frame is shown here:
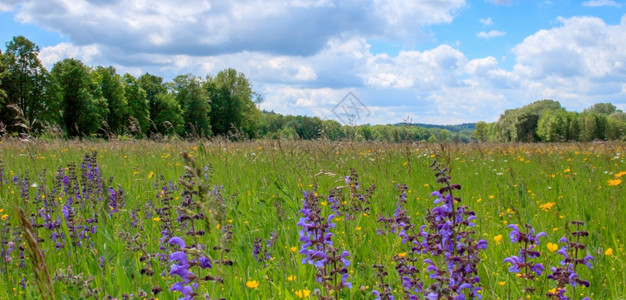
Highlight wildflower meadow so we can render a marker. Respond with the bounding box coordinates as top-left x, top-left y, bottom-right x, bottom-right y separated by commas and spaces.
0, 140, 623, 299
